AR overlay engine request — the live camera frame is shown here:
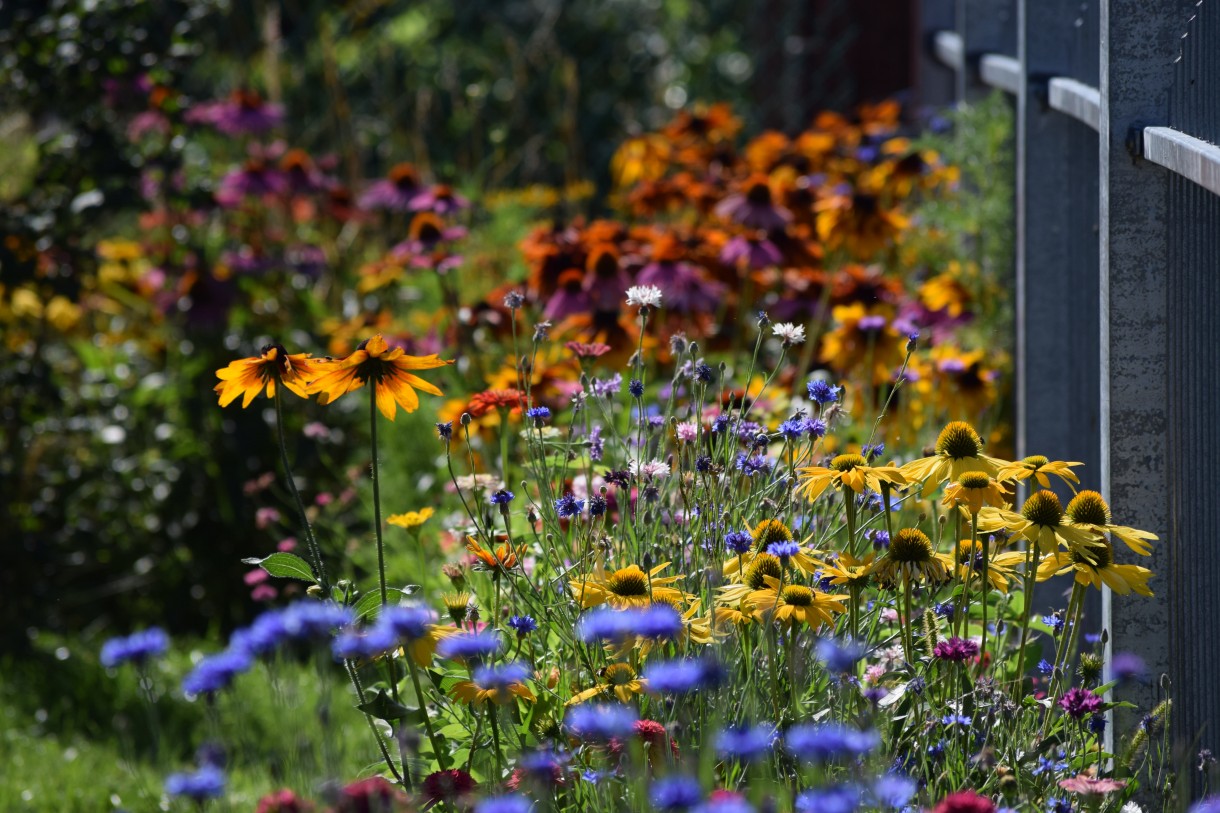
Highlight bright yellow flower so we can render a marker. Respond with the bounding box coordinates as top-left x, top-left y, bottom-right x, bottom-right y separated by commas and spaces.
566, 663, 647, 705
570, 562, 687, 609
954, 538, 1026, 593
722, 519, 820, 577
214, 344, 327, 408
942, 471, 1010, 516
818, 550, 877, 589
975, 490, 1103, 558
309, 333, 451, 421
818, 303, 906, 385
1063, 490, 1156, 557
995, 455, 1083, 491
386, 507, 434, 528
873, 528, 954, 586
902, 421, 1009, 485
1037, 542, 1154, 597
746, 578, 847, 630
464, 536, 528, 574
795, 453, 908, 504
